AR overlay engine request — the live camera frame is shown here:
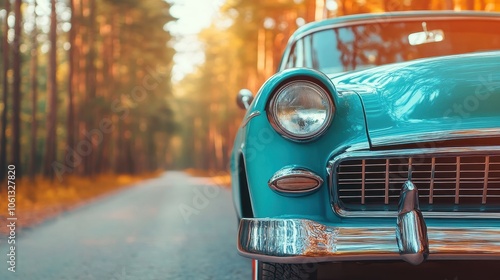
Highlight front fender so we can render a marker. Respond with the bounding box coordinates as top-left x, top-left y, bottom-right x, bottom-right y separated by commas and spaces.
235, 69, 369, 223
